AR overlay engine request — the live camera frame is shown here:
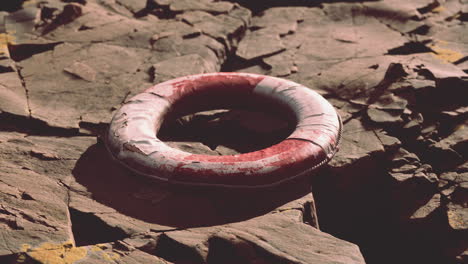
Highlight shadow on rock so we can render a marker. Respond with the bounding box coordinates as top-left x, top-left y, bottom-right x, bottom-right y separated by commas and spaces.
72, 141, 312, 228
